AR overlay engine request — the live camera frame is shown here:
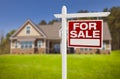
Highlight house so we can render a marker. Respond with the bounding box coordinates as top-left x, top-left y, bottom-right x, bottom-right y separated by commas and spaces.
10, 19, 112, 54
